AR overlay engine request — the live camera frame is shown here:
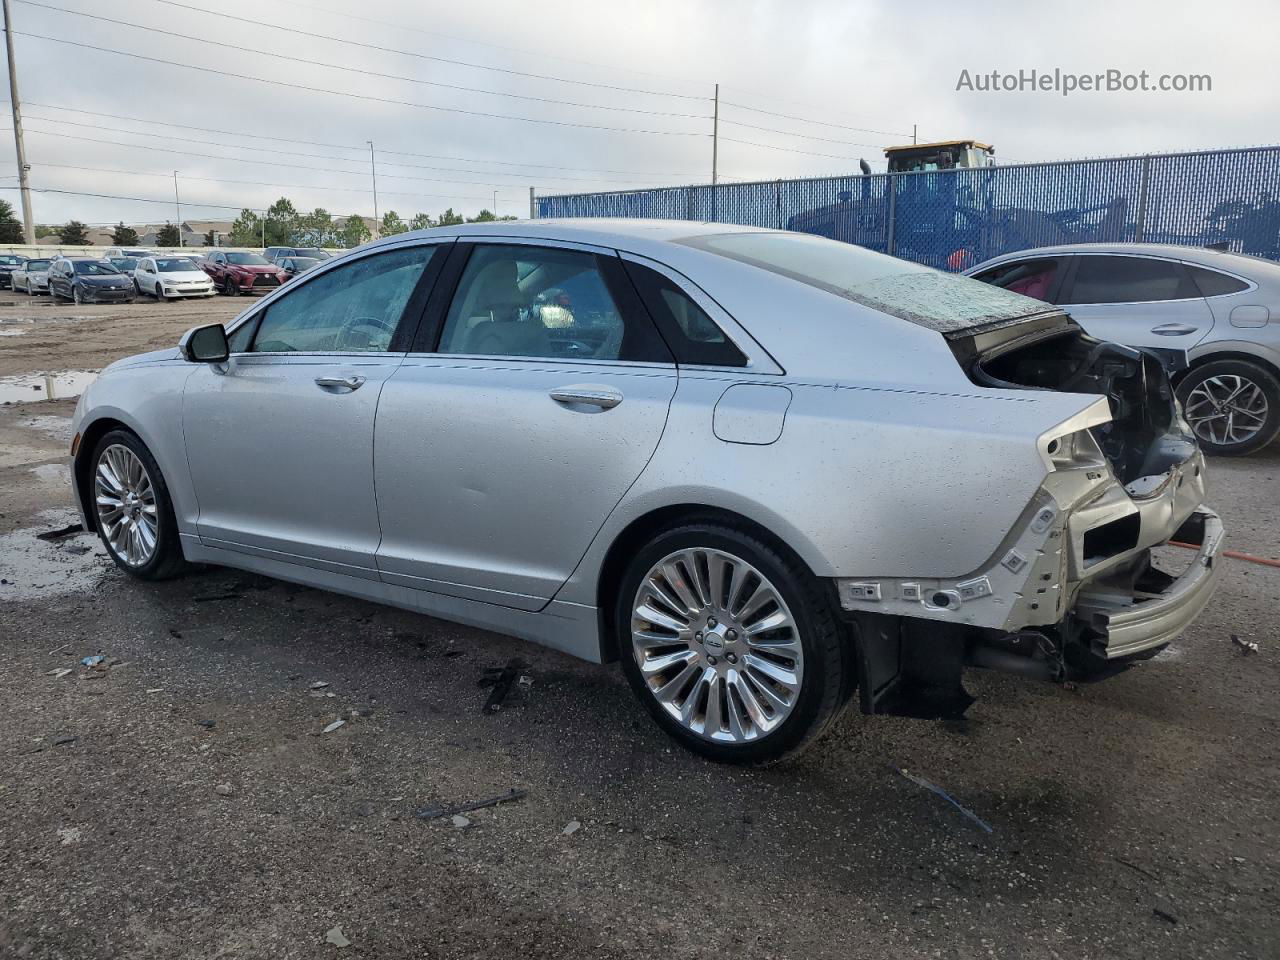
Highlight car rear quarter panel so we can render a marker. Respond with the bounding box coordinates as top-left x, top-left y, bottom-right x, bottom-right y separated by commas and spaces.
555, 374, 1103, 606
